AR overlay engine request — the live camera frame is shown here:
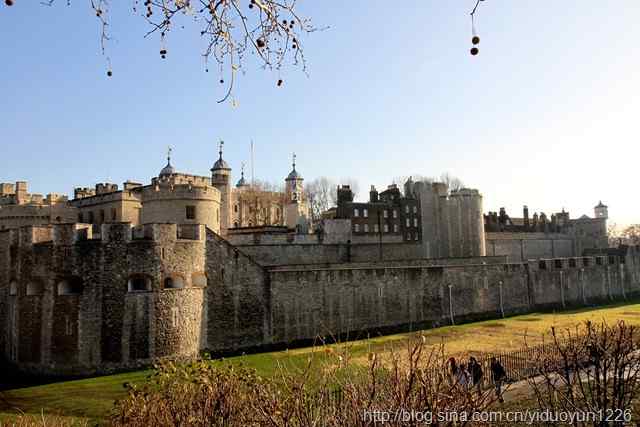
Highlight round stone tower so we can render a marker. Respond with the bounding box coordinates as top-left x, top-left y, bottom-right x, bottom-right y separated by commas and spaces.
211, 141, 232, 236
447, 188, 486, 257
142, 155, 221, 233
